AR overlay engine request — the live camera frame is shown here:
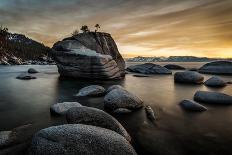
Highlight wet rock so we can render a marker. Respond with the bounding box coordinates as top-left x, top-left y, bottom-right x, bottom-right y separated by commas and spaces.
204, 76, 227, 87
16, 73, 36, 80
127, 63, 172, 74
66, 106, 131, 142
179, 99, 207, 112
106, 85, 125, 93
194, 91, 232, 105
50, 102, 82, 115
75, 85, 105, 97
164, 64, 185, 70
29, 124, 137, 155
199, 61, 232, 75
145, 106, 156, 121
28, 68, 39, 74
104, 88, 144, 110
188, 68, 198, 71
113, 108, 132, 114
174, 71, 204, 84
